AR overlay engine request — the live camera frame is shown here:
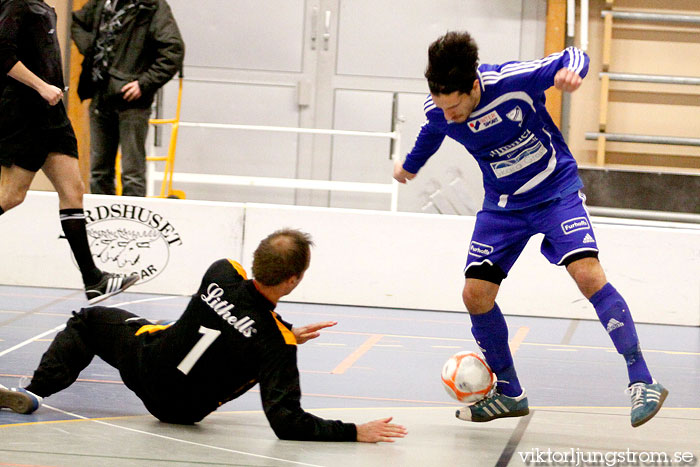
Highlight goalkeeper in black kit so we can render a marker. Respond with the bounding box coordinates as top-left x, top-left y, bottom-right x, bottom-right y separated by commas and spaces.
0, 229, 408, 443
